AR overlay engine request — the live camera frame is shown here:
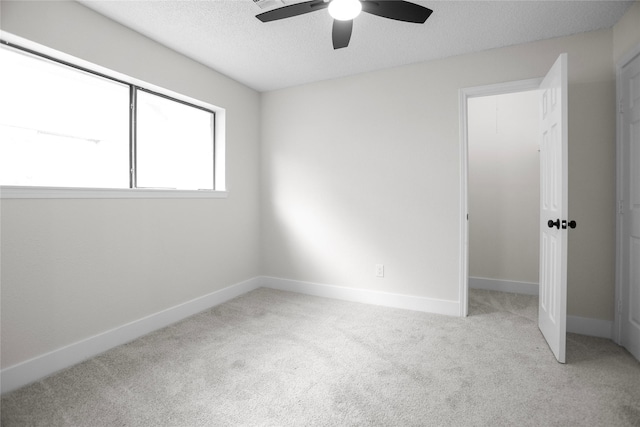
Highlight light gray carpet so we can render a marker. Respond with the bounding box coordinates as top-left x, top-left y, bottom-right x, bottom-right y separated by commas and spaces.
2, 288, 639, 426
